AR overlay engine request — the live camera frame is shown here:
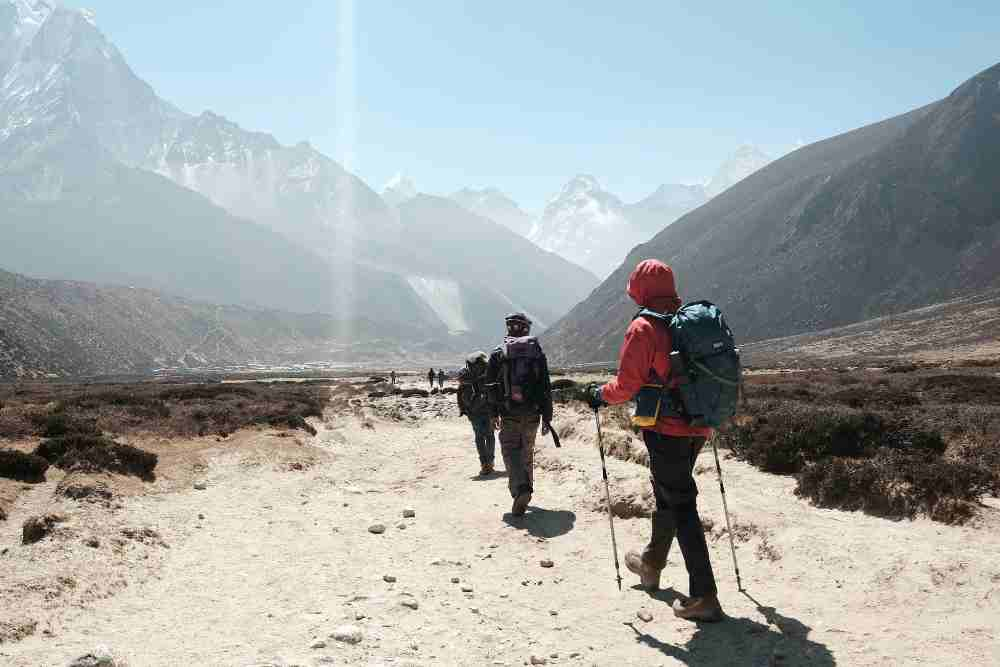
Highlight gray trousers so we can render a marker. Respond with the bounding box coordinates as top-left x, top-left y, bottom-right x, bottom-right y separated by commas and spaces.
499, 414, 540, 498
